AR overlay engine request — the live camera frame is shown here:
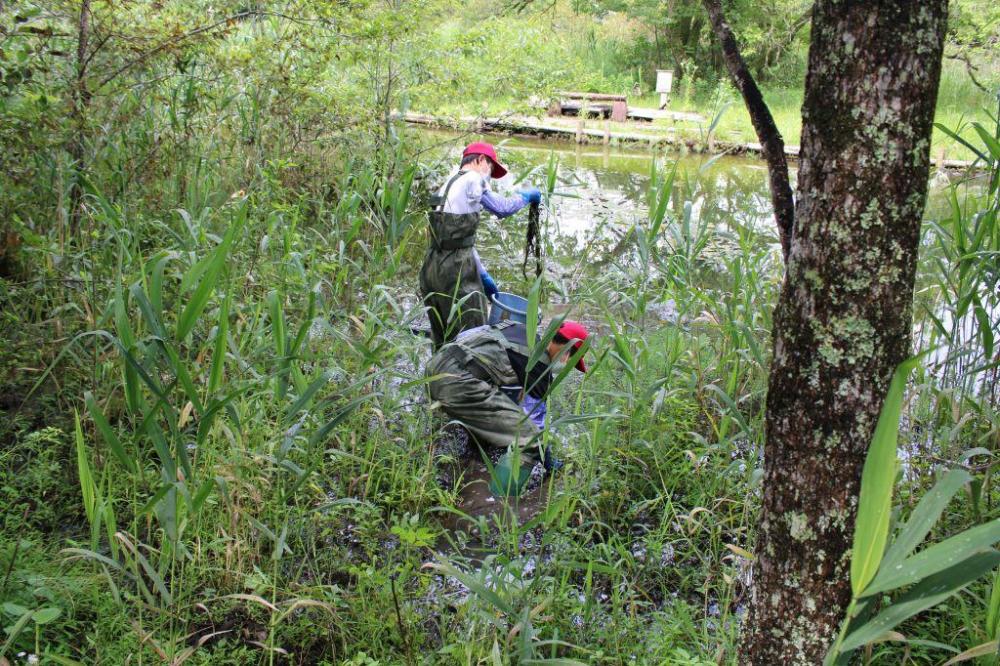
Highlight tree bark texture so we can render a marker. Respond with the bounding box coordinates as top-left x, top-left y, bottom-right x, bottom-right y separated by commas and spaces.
702, 0, 795, 259
741, 2, 947, 664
